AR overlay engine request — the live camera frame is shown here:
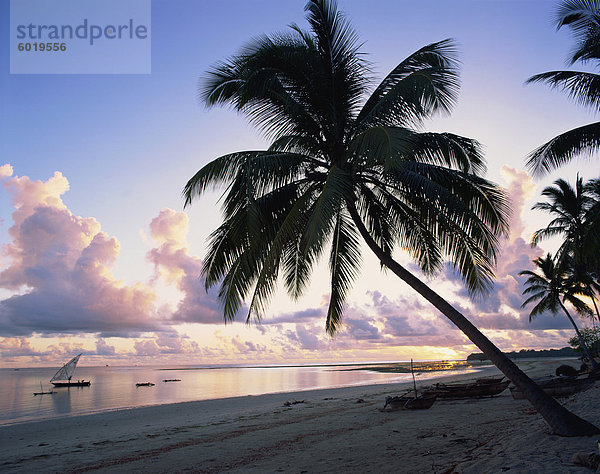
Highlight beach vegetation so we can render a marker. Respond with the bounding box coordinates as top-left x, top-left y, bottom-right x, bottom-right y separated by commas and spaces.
569, 327, 600, 357
185, 0, 599, 435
